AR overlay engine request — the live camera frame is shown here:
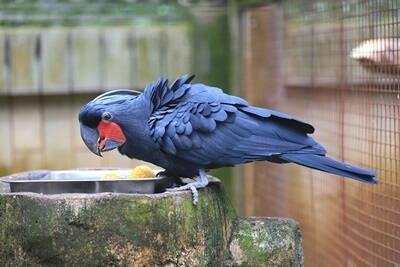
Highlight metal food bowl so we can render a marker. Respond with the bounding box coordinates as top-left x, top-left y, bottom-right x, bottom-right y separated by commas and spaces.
1, 169, 172, 194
